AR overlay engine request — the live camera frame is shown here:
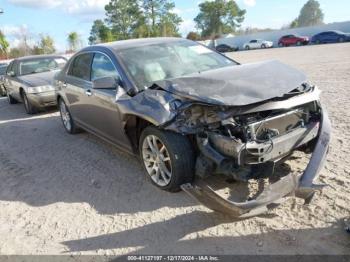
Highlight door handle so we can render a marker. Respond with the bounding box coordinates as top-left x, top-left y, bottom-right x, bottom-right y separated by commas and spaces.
85, 89, 92, 96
